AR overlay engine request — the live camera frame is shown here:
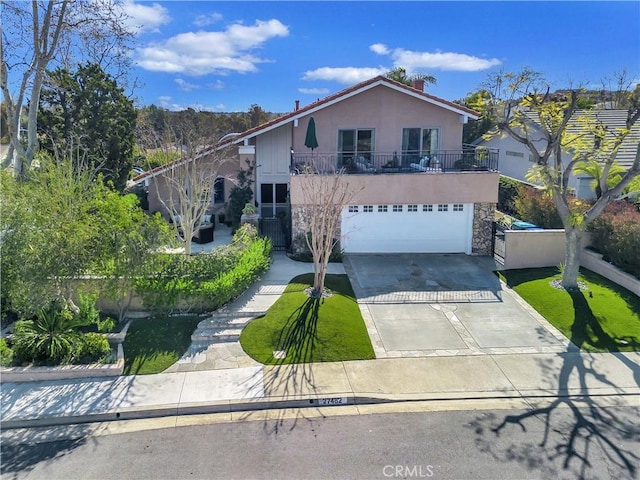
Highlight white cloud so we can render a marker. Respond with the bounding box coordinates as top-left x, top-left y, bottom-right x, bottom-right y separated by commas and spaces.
137, 19, 289, 75
302, 67, 387, 84
390, 48, 502, 72
158, 96, 183, 111
206, 80, 225, 90
370, 43, 389, 55
157, 96, 222, 112
193, 12, 223, 27
298, 87, 330, 95
122, 0, 171, 34
175, 78, 200, 91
